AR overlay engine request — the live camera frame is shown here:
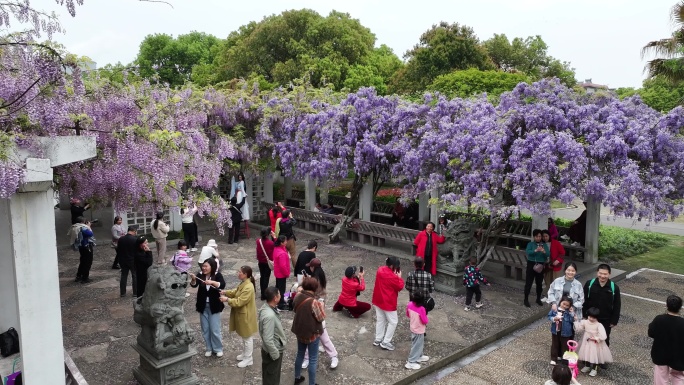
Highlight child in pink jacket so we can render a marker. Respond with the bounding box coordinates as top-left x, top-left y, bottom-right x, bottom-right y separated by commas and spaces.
405, 293, 430, 370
